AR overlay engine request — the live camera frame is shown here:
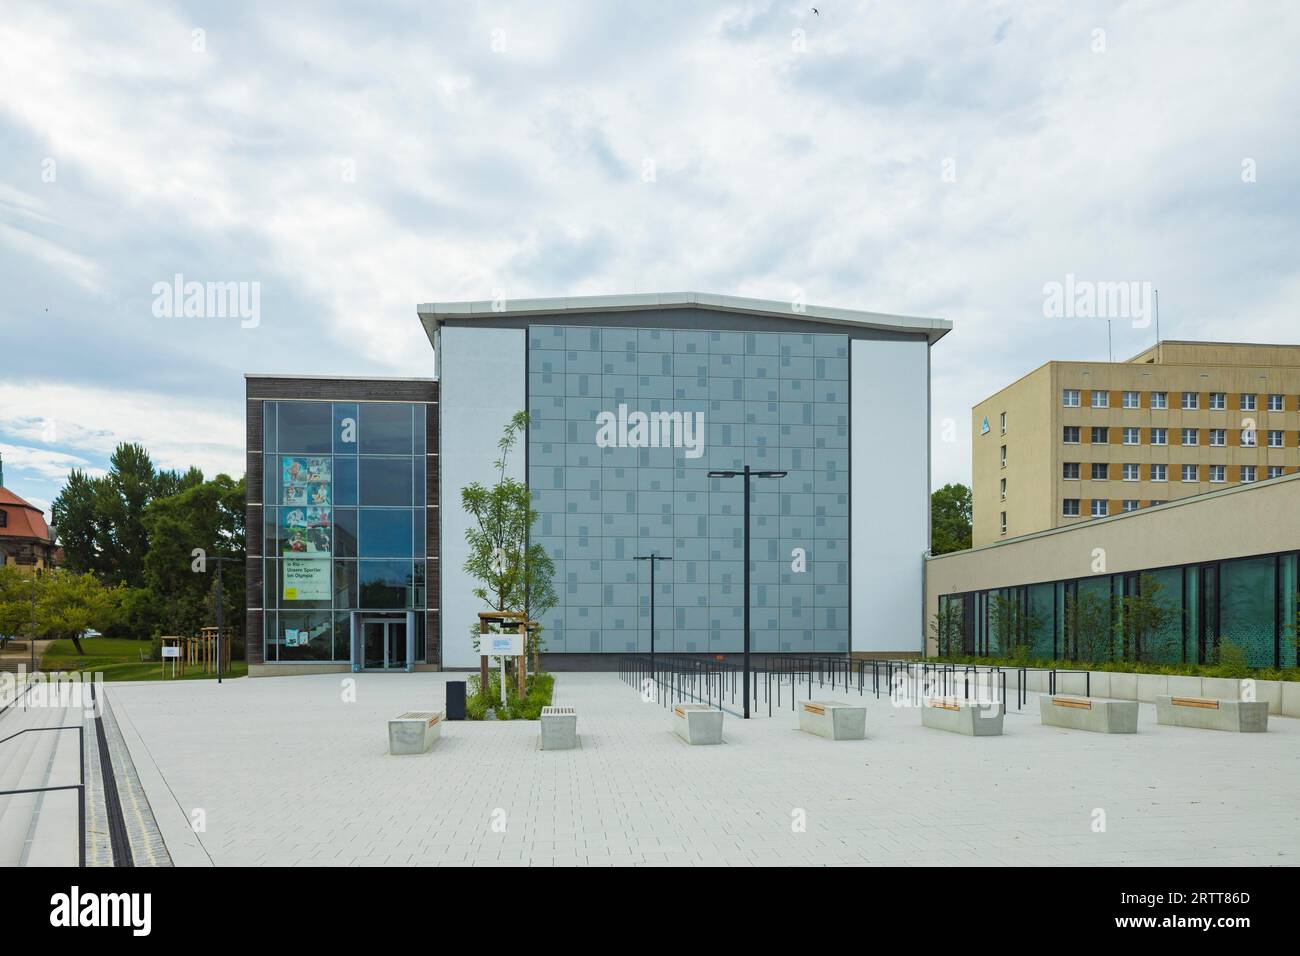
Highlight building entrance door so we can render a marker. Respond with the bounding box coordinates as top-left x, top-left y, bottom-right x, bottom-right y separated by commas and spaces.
361, 618, 408, 670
